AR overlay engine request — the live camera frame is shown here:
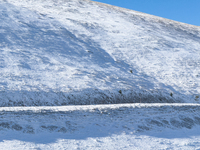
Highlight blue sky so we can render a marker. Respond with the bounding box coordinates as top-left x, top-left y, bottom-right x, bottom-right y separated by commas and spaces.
94, 0, 200, 26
